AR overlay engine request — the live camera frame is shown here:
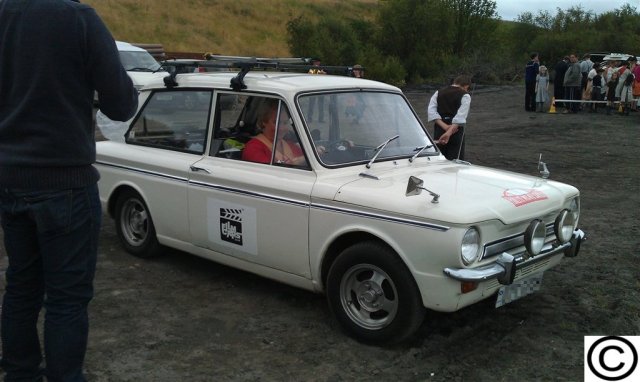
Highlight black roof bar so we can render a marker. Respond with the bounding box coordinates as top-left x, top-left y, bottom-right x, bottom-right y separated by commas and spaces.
159, 55, 363, 90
